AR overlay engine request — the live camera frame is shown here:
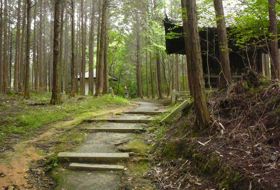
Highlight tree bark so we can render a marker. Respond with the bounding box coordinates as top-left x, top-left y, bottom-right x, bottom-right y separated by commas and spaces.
80, 0, 86, 95
38, 0, 44, 91
0, 0, 3, 93
103, 28, 109, 94
32, 2, 37, 91
182, 0, 210, 128
96, 0, 108, 95
213, 0, 232, 86
268, 0, 280, 79
181, 0, 193, 95
70, 0, 76, 97
136, 12, 143, 98
14, 0, 22, 92
149, 52, 155, 99
175, 54, 180, 91
88, 0, 95, 95
95, 0, 101, 96
156, 53, 163, 99
50, 0, 62, 105
59, 2, 64, 93
2, 0, 8, 93
24, 0, 31, 99
145, 39, 149, 98
19, 1, 27, 93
